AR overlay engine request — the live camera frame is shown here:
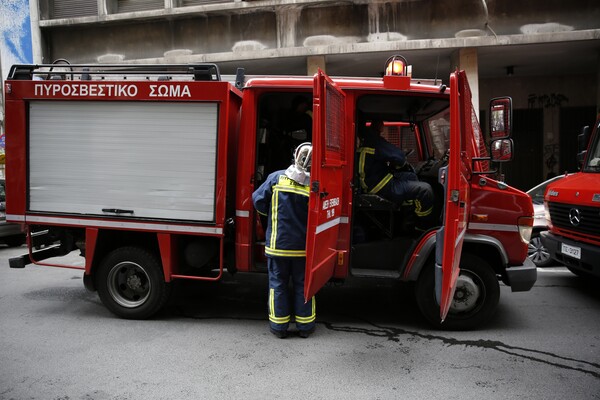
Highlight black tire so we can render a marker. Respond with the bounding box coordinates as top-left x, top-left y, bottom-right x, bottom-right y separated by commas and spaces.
528, 231, 553, 267
4, 234, 25, 247
96, 247, 171, 319
415, 253, 500, 330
